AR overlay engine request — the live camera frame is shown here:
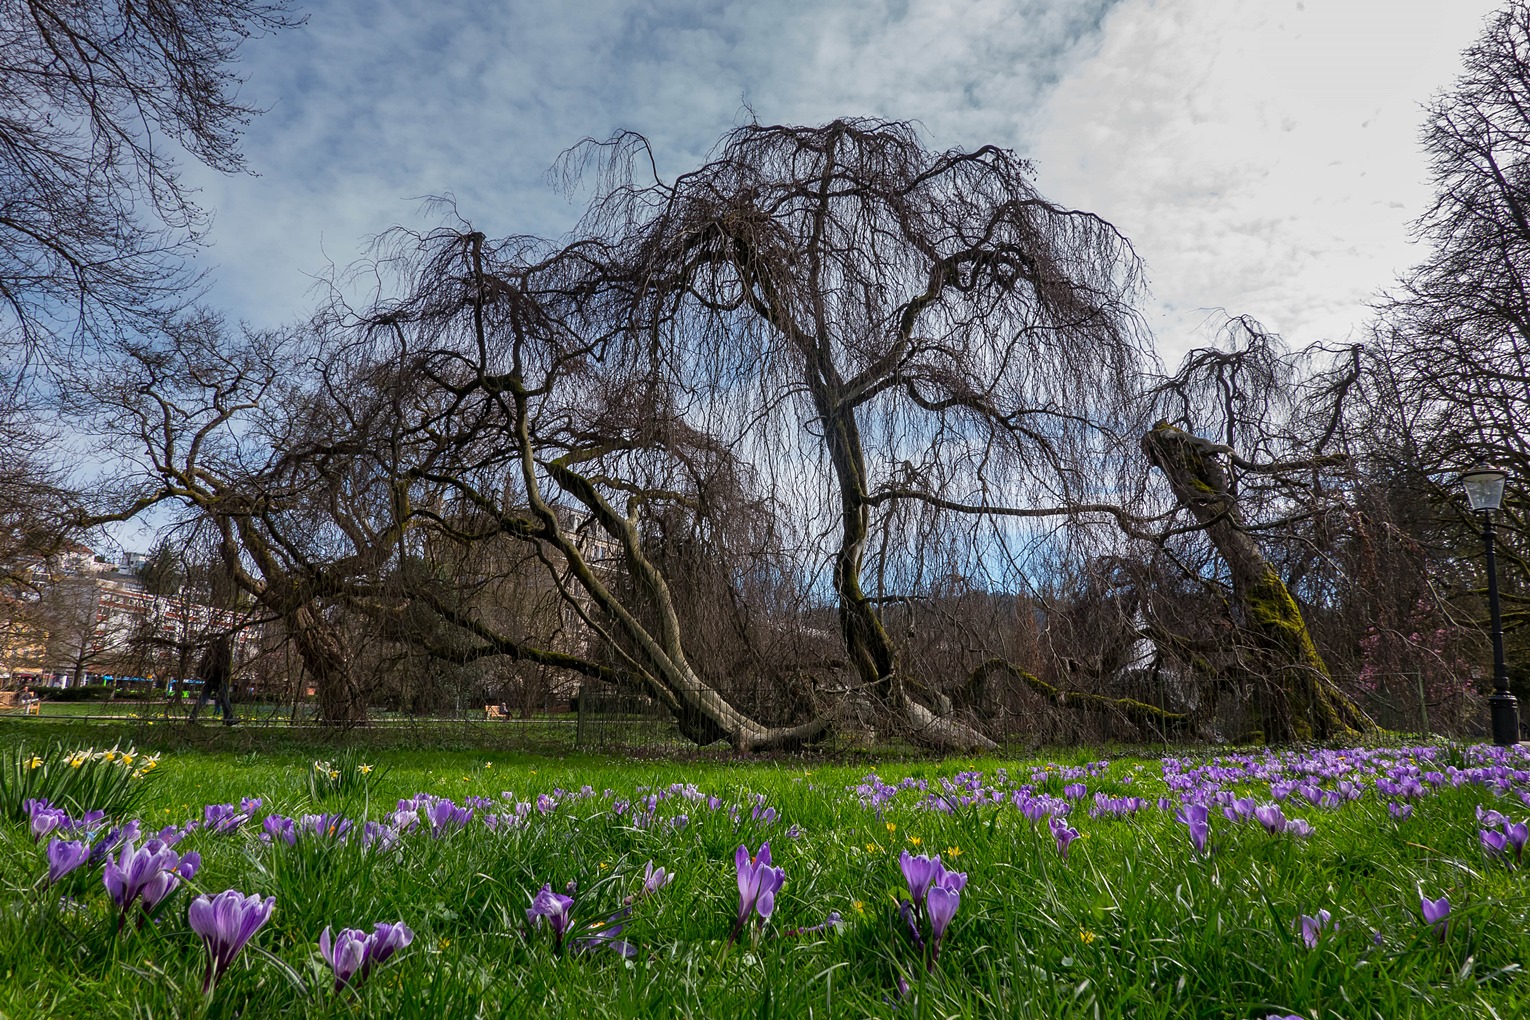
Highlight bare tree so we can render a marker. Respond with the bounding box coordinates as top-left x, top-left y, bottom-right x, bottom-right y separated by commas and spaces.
0, 0, 300, 358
